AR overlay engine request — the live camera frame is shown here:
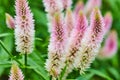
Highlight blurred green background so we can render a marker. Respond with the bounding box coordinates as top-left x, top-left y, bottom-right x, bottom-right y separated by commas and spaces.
0, 0, 120, 80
